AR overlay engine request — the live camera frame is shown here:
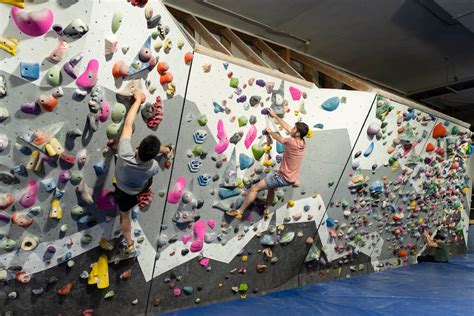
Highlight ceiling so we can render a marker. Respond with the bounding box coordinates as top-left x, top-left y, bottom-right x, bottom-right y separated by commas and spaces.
165, 0, 474, 126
